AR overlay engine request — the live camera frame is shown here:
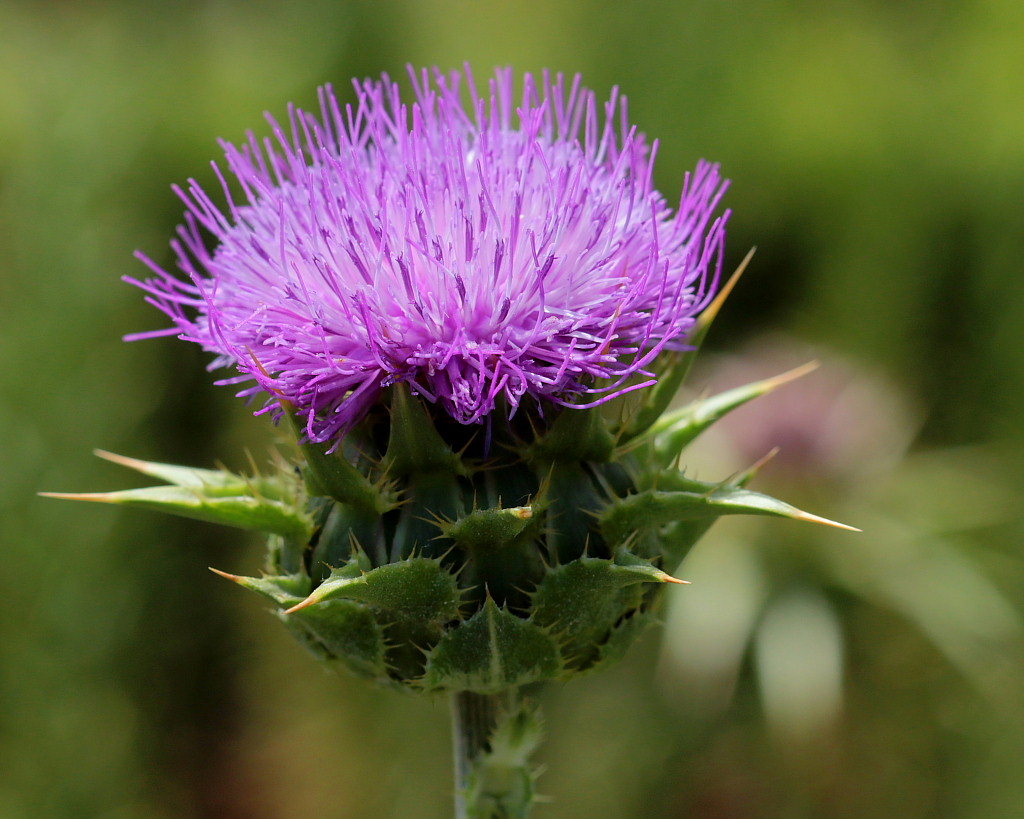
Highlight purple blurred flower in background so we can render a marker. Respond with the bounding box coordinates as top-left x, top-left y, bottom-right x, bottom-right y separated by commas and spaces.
128, 67, 728, 442
689, 336, 918, 488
